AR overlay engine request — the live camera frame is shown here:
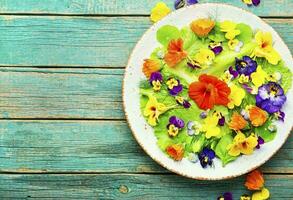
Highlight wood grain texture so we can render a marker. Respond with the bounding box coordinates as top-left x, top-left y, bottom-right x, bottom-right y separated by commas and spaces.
0, 120, 292, 173
0, 174, 292, 199
0, 0, 292, 17
0, 16, 292, 67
